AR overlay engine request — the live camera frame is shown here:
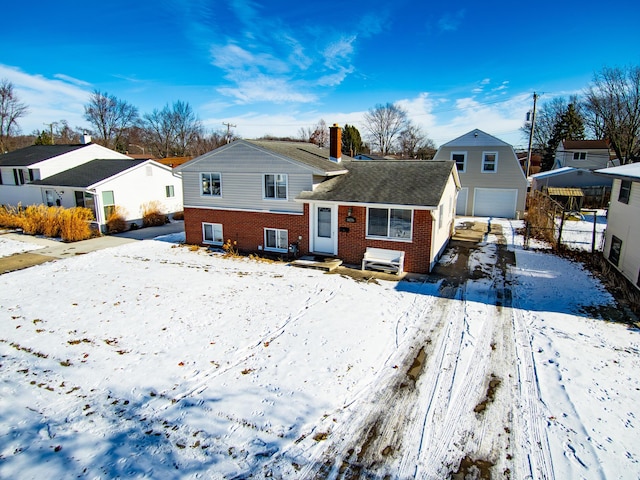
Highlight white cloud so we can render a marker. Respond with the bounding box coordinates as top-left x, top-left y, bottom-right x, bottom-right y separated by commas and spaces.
217, 76, 316, 104
0, 64, 91, 134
